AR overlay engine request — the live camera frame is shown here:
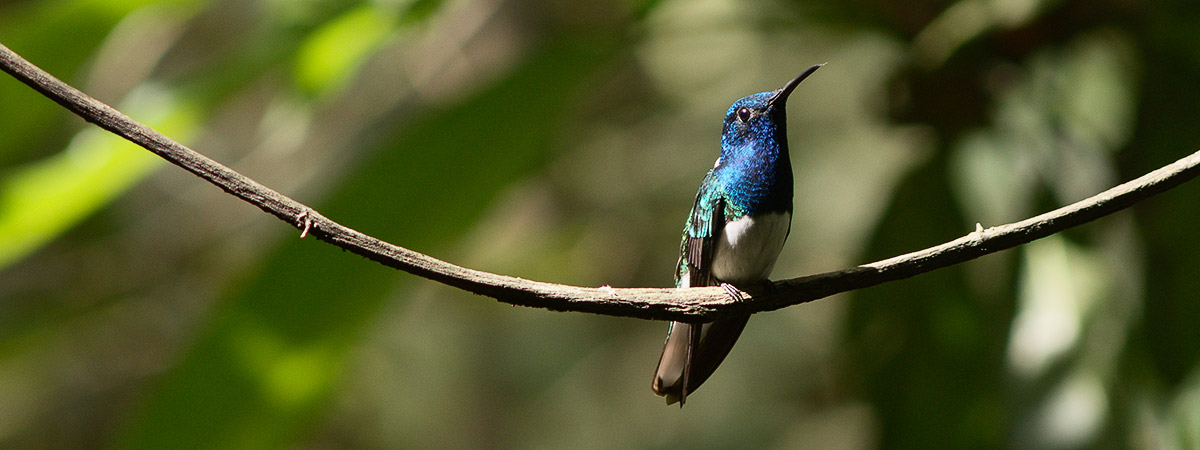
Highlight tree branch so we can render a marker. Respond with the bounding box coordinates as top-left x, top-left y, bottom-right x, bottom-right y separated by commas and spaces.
3, 42, 1199, 322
